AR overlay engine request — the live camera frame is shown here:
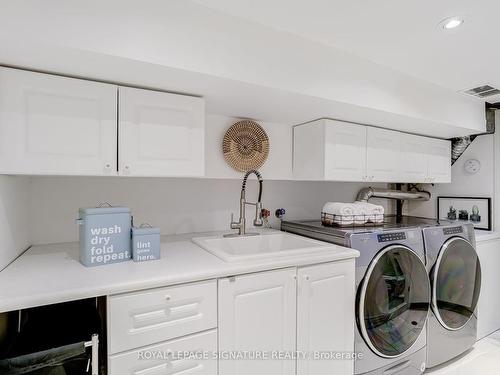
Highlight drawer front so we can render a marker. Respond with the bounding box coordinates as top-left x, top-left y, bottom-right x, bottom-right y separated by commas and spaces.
109, 330, 217, 375
109, 281, 217, 354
